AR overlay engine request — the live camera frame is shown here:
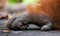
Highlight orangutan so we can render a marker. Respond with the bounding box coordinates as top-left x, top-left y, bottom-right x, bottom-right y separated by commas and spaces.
6, 0, 60, 31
